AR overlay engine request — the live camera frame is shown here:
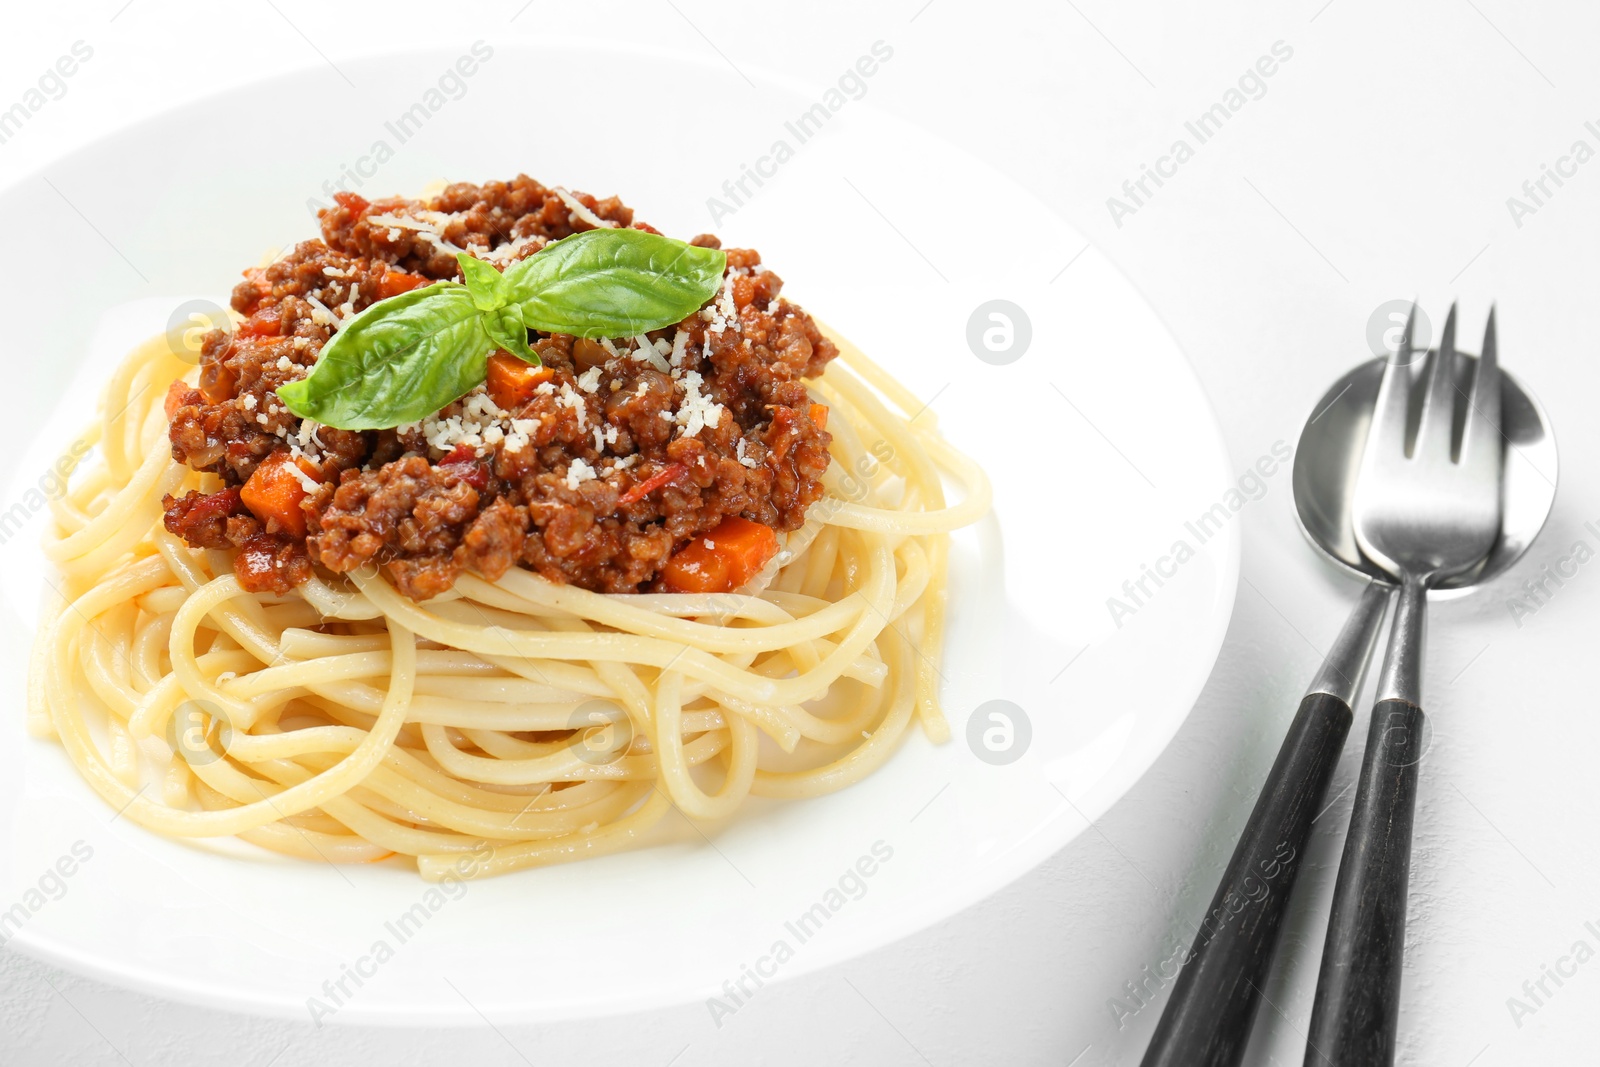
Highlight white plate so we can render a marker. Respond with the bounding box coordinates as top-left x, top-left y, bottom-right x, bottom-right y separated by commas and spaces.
0, 43, 1238, 1024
